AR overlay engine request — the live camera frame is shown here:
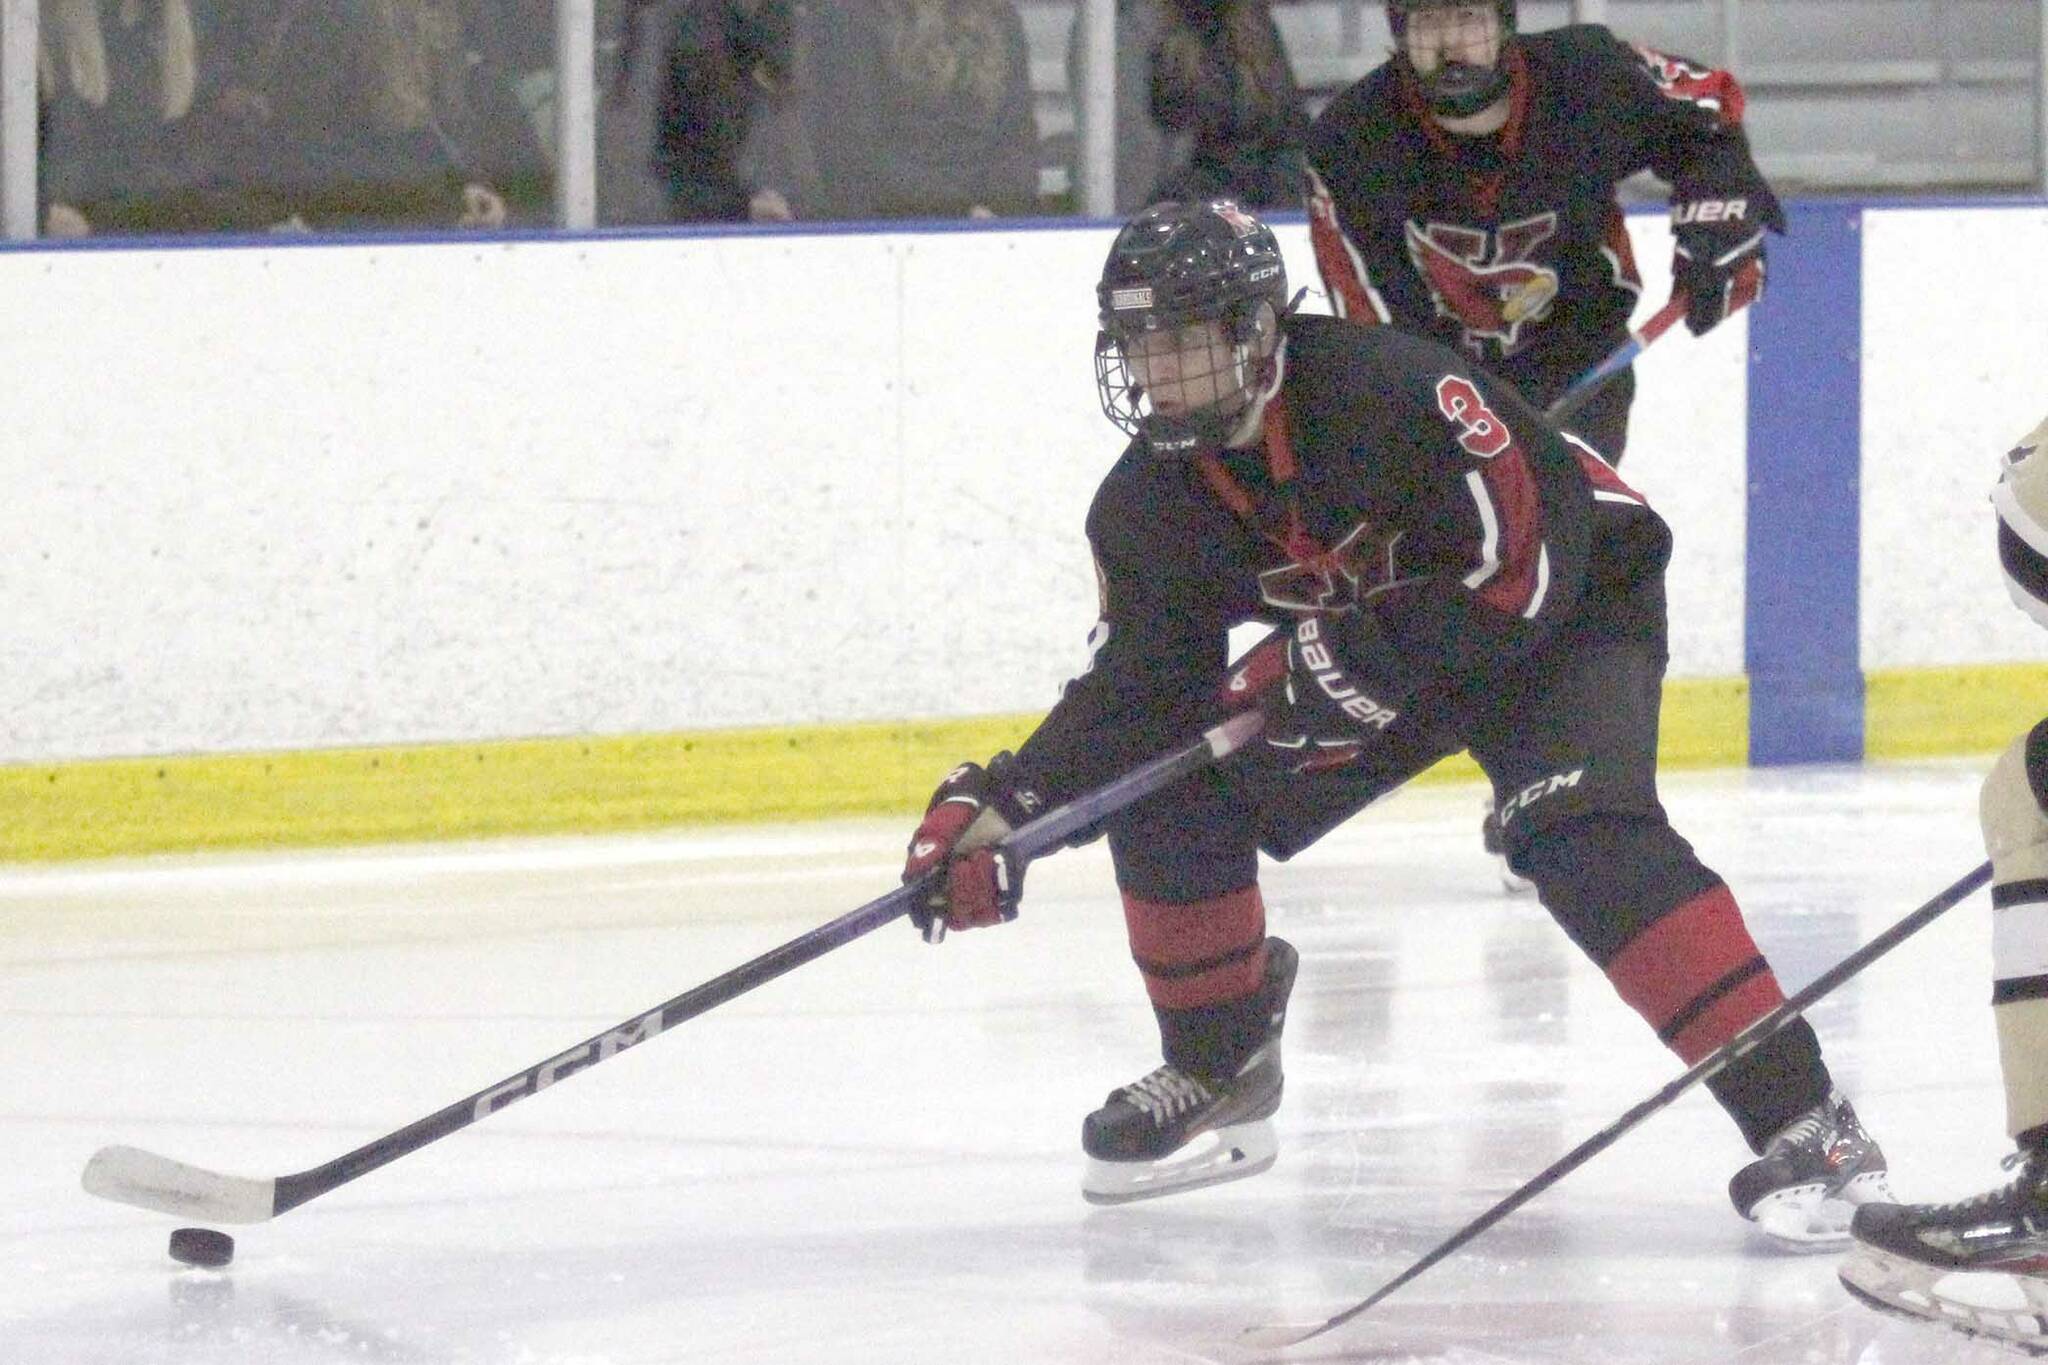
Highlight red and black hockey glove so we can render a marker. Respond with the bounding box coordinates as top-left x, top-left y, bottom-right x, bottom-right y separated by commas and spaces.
1251, 617, 1404, 775
1216, 630, 1290, 711
1671, 197, 1769, 337
1218, 631, 1354, 770
902, 752, 1044, 943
